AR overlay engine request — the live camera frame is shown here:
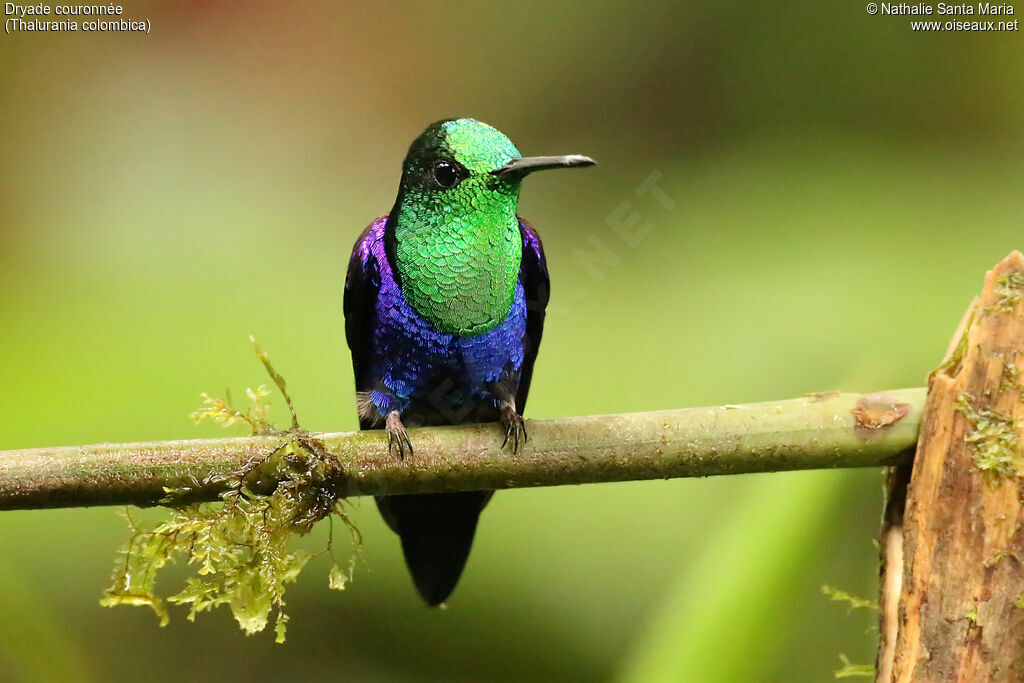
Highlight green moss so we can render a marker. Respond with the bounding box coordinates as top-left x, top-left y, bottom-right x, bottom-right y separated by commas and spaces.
822, 586, 877, 679
821, 584, 878, 612
190, 384, 274, 435
833, 654, 874, 679
101, 340, 359, 643
984, 549, 1011, 567
955, 393, 1022, 488
1000, 358, 1022, 395
991, 271, 1024, 314
965, 608, 978, 624
934, 310, 974, 379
